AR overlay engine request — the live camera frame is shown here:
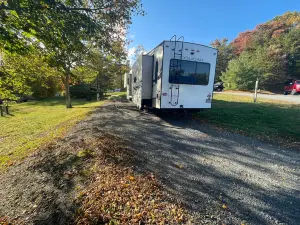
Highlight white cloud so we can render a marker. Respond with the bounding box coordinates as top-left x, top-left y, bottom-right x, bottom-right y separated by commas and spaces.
127, 46, 137, 65
128, 46, 136, 57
